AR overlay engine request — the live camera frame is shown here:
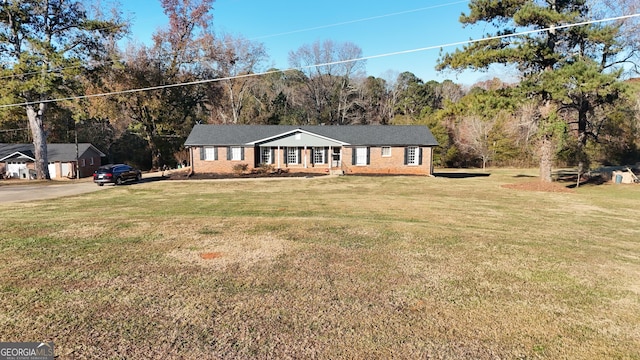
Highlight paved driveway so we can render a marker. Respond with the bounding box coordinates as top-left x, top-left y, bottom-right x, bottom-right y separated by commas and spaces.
0, 173, 164, 203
